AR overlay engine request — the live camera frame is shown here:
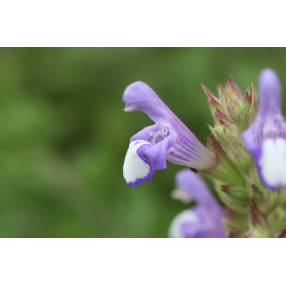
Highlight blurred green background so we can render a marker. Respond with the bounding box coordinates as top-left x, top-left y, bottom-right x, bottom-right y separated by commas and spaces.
0, 48, 285, 237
